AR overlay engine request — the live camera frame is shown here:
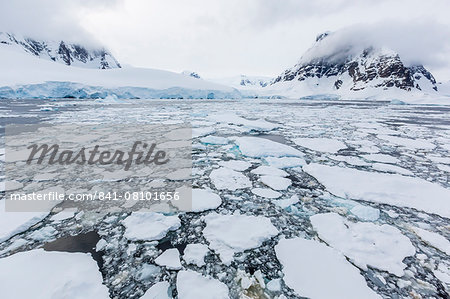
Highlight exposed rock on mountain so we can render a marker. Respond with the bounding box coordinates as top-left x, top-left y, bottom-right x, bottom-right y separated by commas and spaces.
272, 32, 437, 93
0, 32, 121, 69
181, 70, 201, 79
